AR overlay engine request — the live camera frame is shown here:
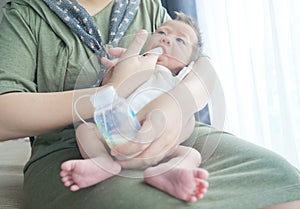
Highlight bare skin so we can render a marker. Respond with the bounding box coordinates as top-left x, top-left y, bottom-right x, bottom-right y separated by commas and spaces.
143, 146, 209, 202
60, 158, 208, 202
77, 0, 112, 16
61, 155, 208, 202
60, 123, 121, 191
144, 168, 208, 202
143, 156, 209, 203
60, 124, 209, 202
60, 155, 121, 192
